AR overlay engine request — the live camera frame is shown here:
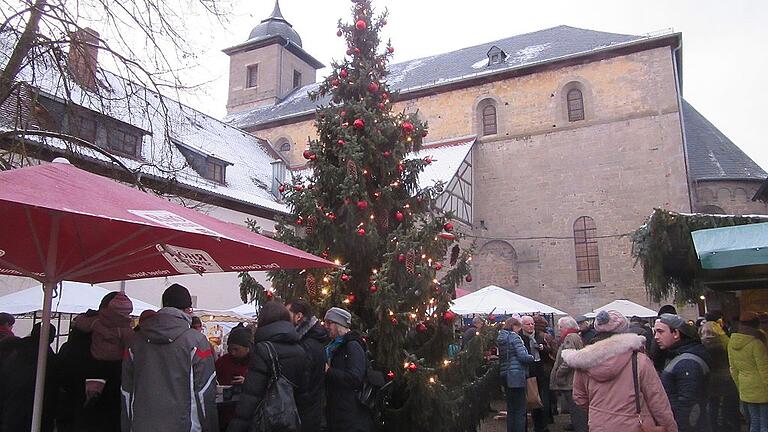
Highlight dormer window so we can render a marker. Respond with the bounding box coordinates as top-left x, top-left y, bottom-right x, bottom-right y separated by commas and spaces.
175, 140, 232, 185
206, 160, 226, 183
486, 46, 507, 66
108, 129, 141, 157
